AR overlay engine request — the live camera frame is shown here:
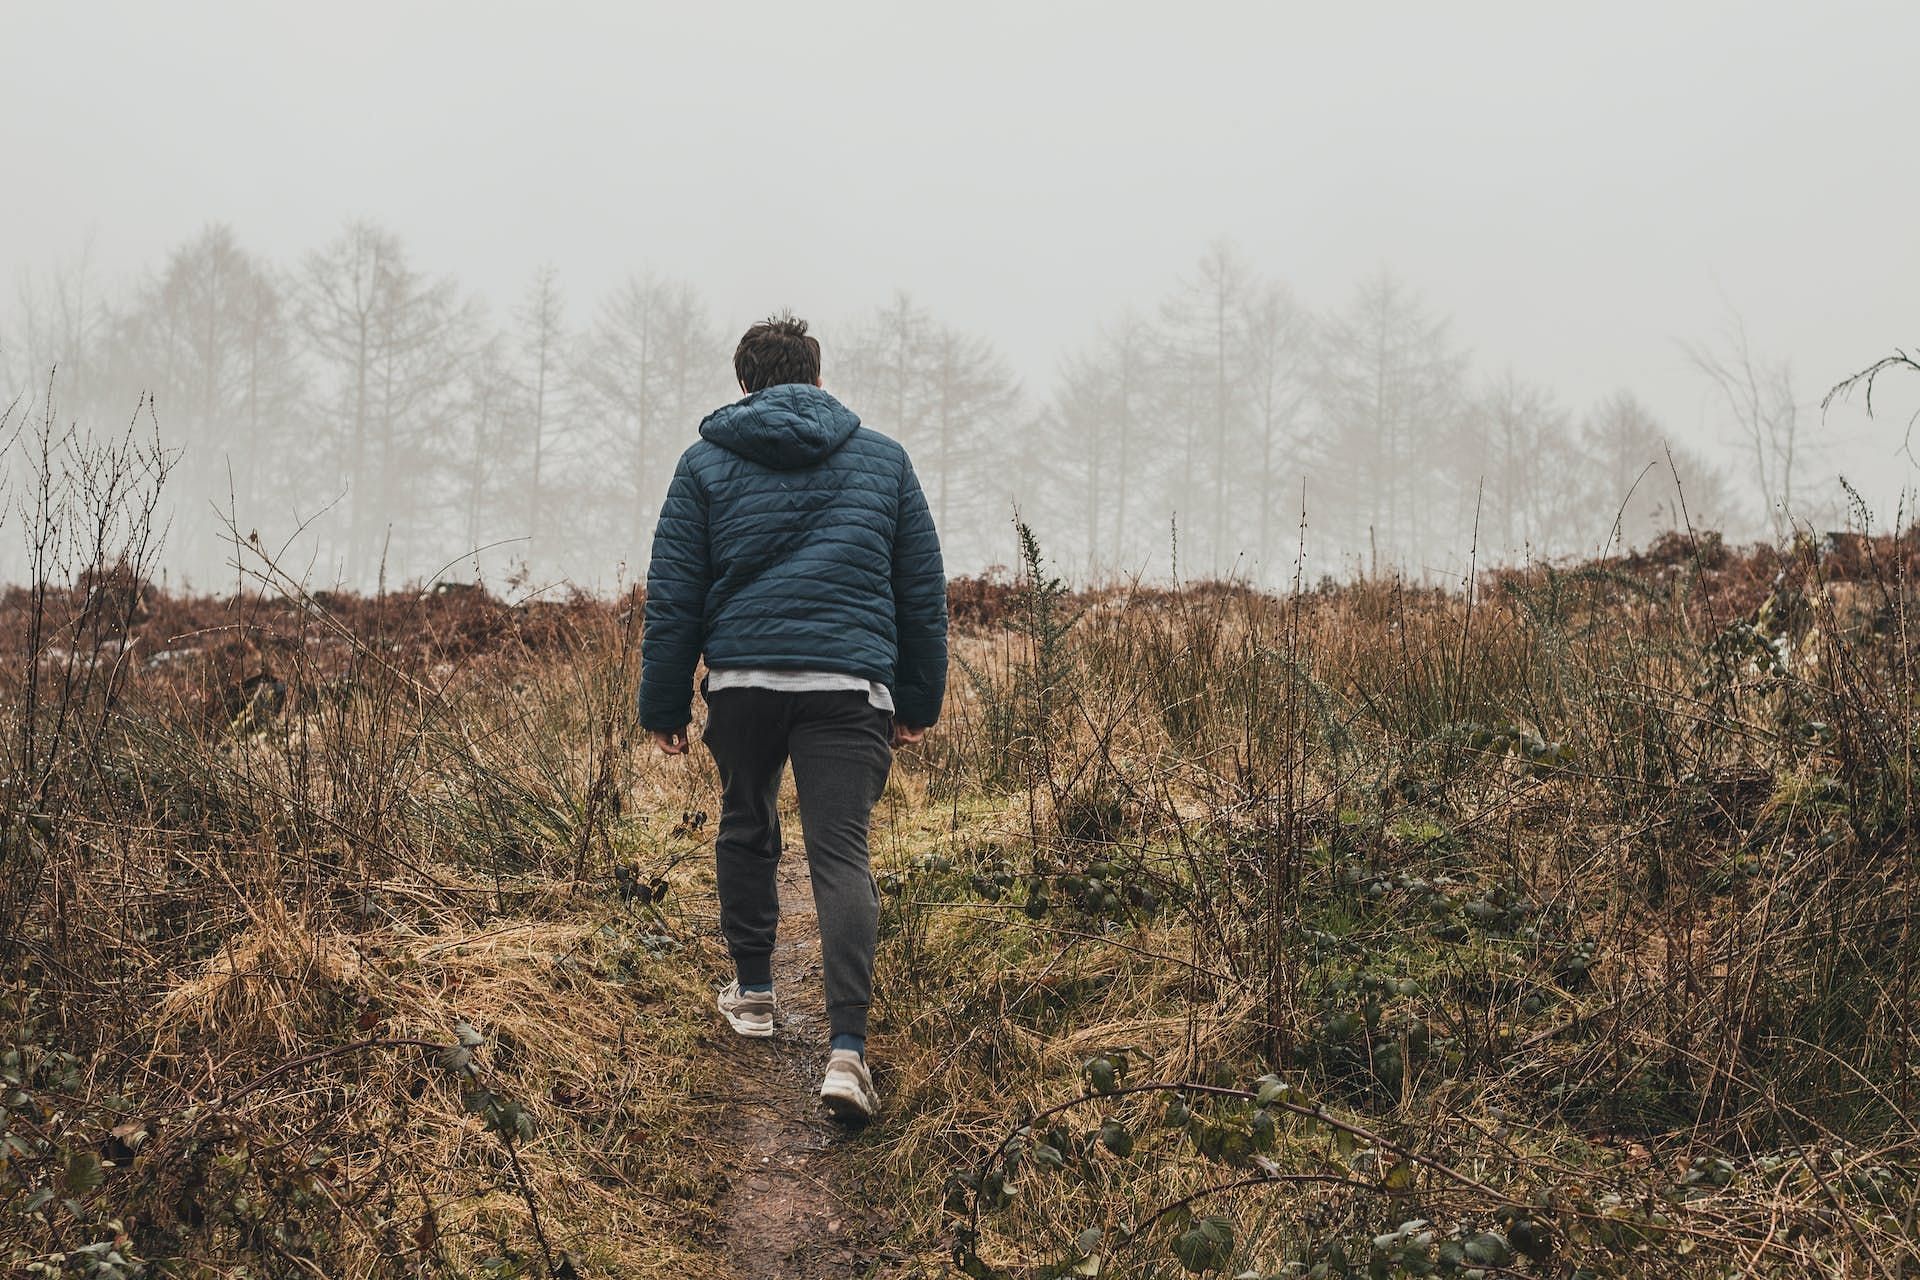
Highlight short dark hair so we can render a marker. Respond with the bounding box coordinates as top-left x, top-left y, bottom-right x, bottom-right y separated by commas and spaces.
734, 311, 821, 393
